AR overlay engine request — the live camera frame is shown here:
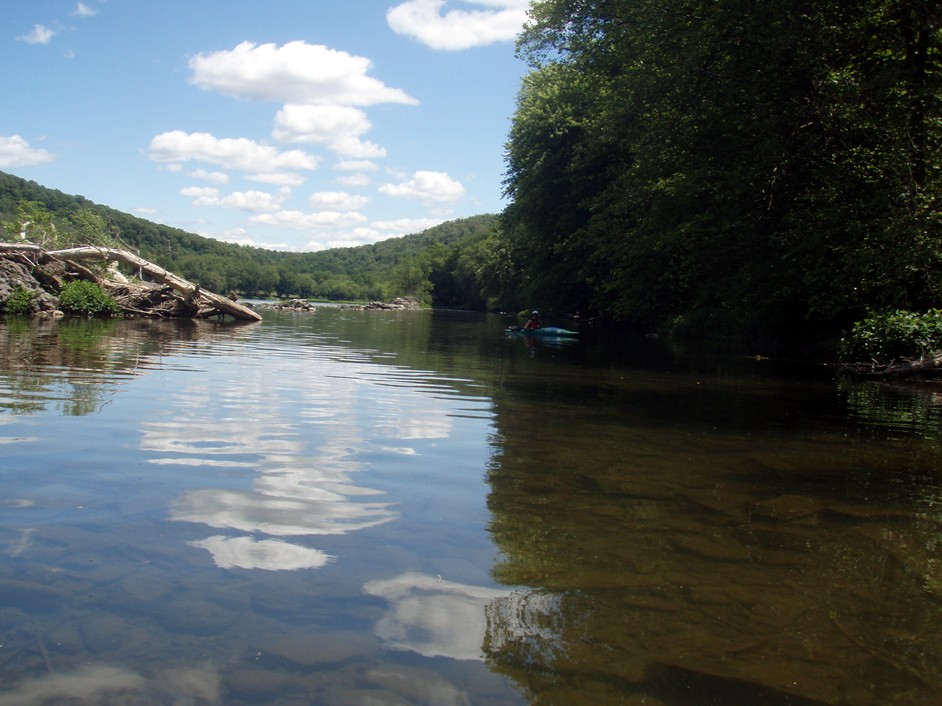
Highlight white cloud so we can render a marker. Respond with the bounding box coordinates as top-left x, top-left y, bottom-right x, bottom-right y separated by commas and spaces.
207, 228, 293, 250
249, 210, 369, 230
273, 104, 386, 158
346, 226, 384, 242
304, 223, 424, 250
211, 227, 251, 245
246, 172, 307, 187
149, 130, 318, 173
387, 0, 528, 50
18, 24, 55, 45
73, 3, 96, 17
189, 41, 419, 107
372, 217, 446, 234
188, 168, 229, 184
379, 170, 465, 203
181, 186, 219, 198
335, 159, 380, 172
336, 173, 371, 187
308, 231, 382, 250
0, 135, 55, 168
309, 191, 369, 211
187, 187, 290, 213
